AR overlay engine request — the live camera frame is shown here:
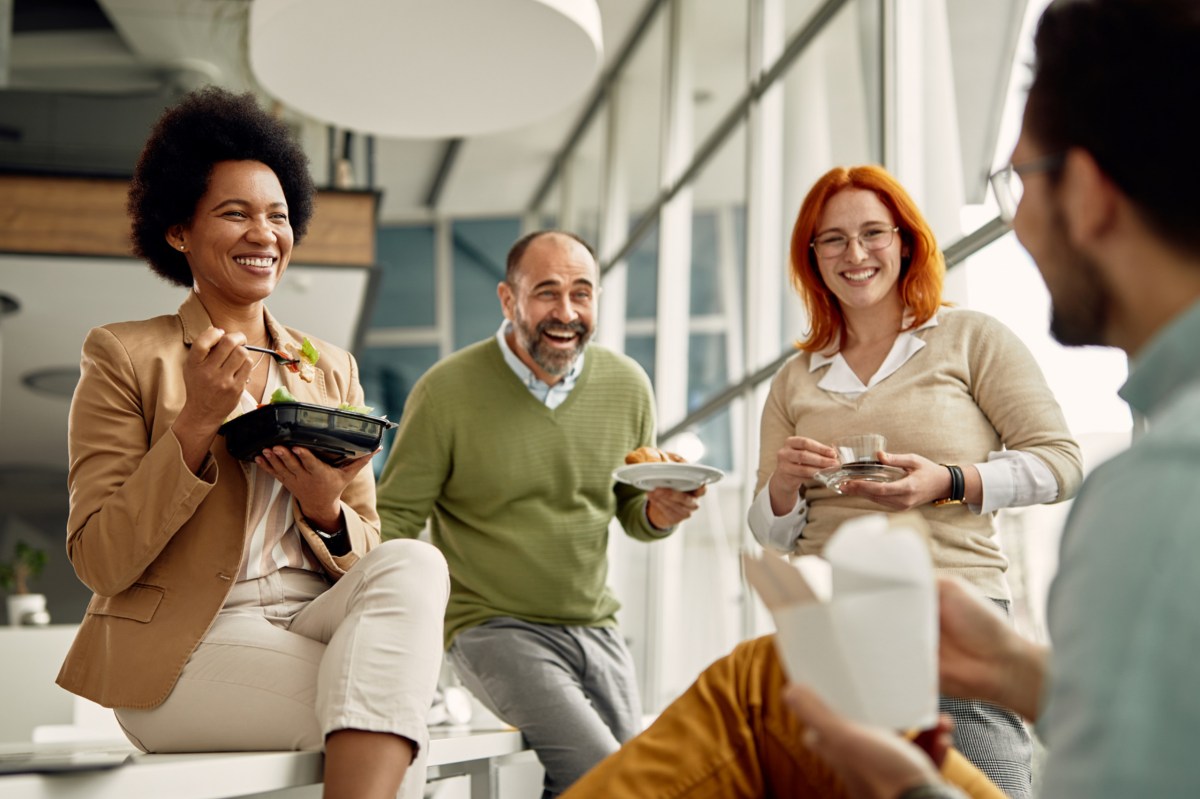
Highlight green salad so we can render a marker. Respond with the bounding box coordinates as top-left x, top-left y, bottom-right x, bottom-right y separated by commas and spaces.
267, 387, 372, 415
